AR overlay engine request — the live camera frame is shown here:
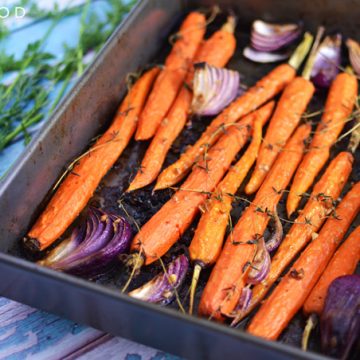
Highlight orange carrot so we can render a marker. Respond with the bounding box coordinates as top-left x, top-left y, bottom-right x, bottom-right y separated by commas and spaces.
154, 63, 296, 190
245, 77, 315, 194
26, 68, 160, 251
188, 101, 273, 313
287, 72, 358, 216
198, 124, 311, 320
128, 17, 237, 191
135, 12, 206, 140
247, 182, 360, 340
130, 103, 274, 266
304, 224, 360, 316
238, 152, 354, 322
